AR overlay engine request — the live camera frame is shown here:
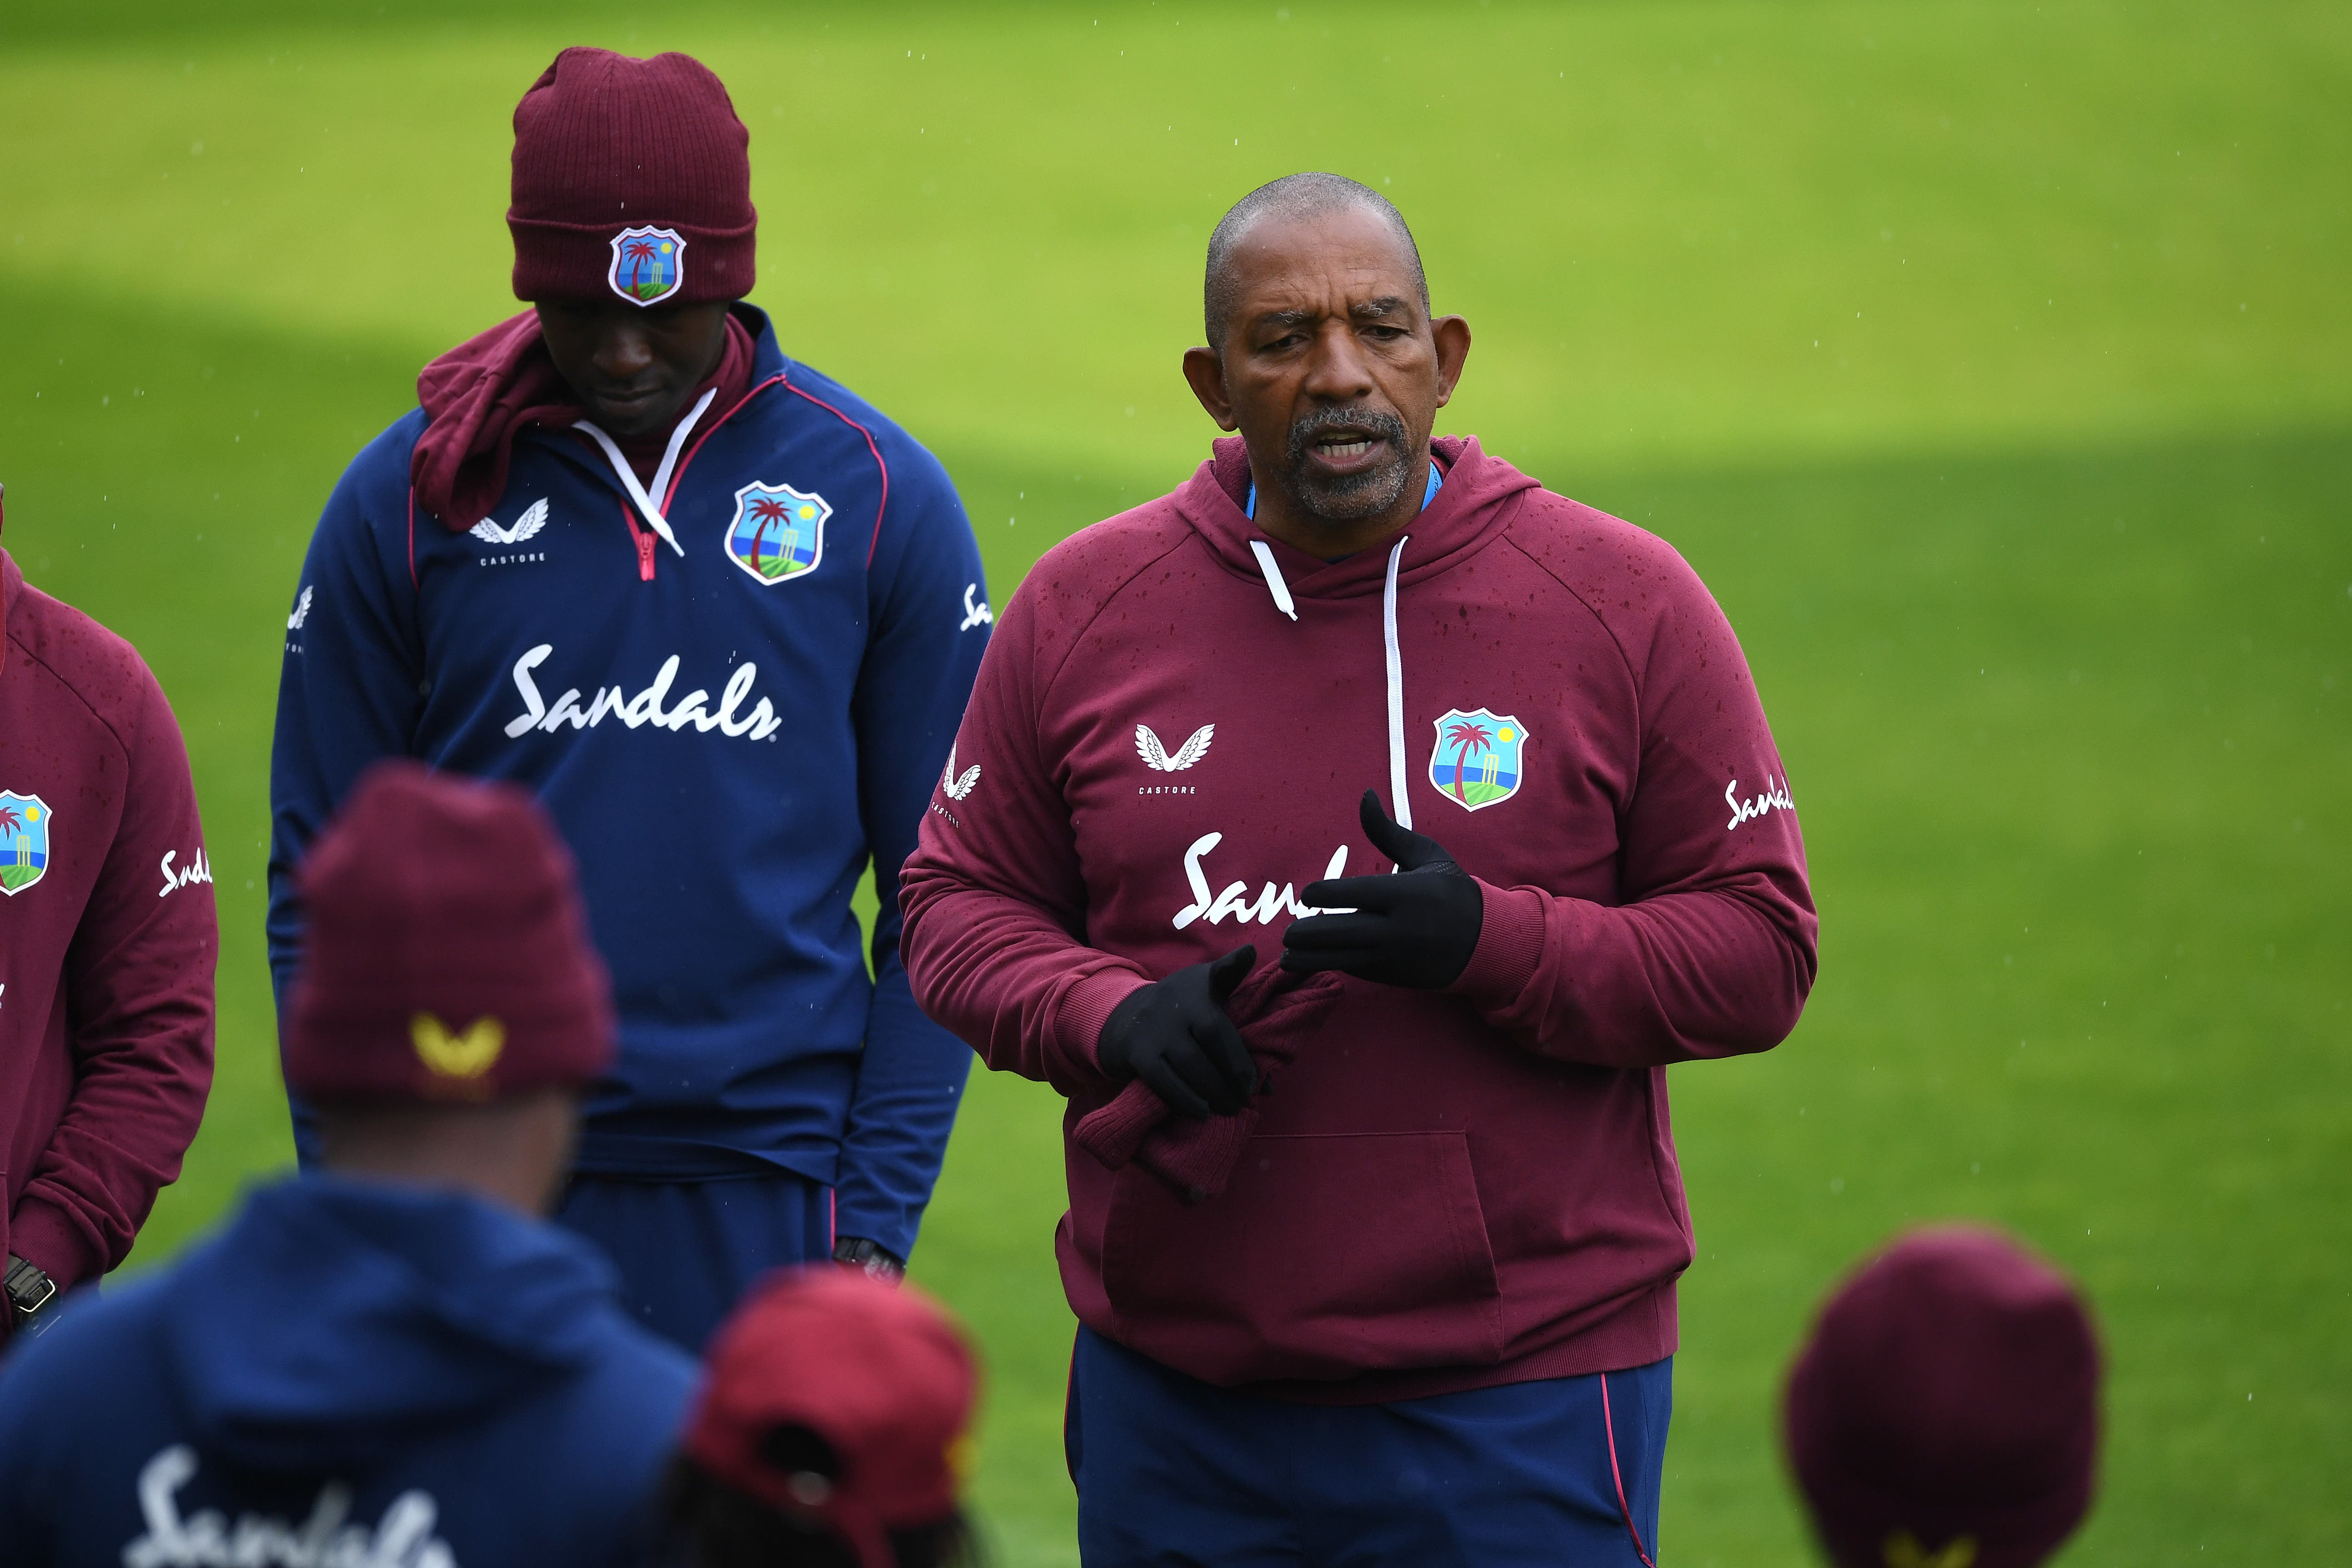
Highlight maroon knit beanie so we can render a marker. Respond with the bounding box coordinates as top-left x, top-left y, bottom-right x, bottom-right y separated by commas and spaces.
508, 47, 755, 306
284, 760, 615, 1102
1784, 1226, 2102, 1568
